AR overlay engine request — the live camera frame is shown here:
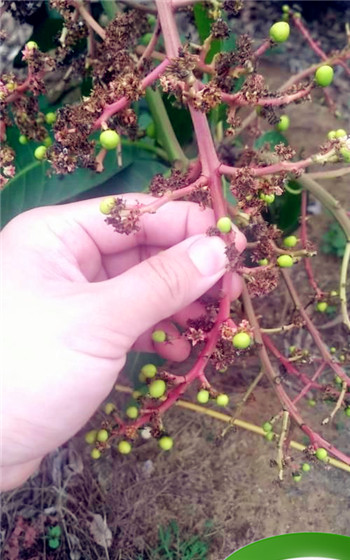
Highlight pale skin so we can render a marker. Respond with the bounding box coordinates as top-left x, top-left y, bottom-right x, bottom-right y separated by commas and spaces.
1, 194, 246, 491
